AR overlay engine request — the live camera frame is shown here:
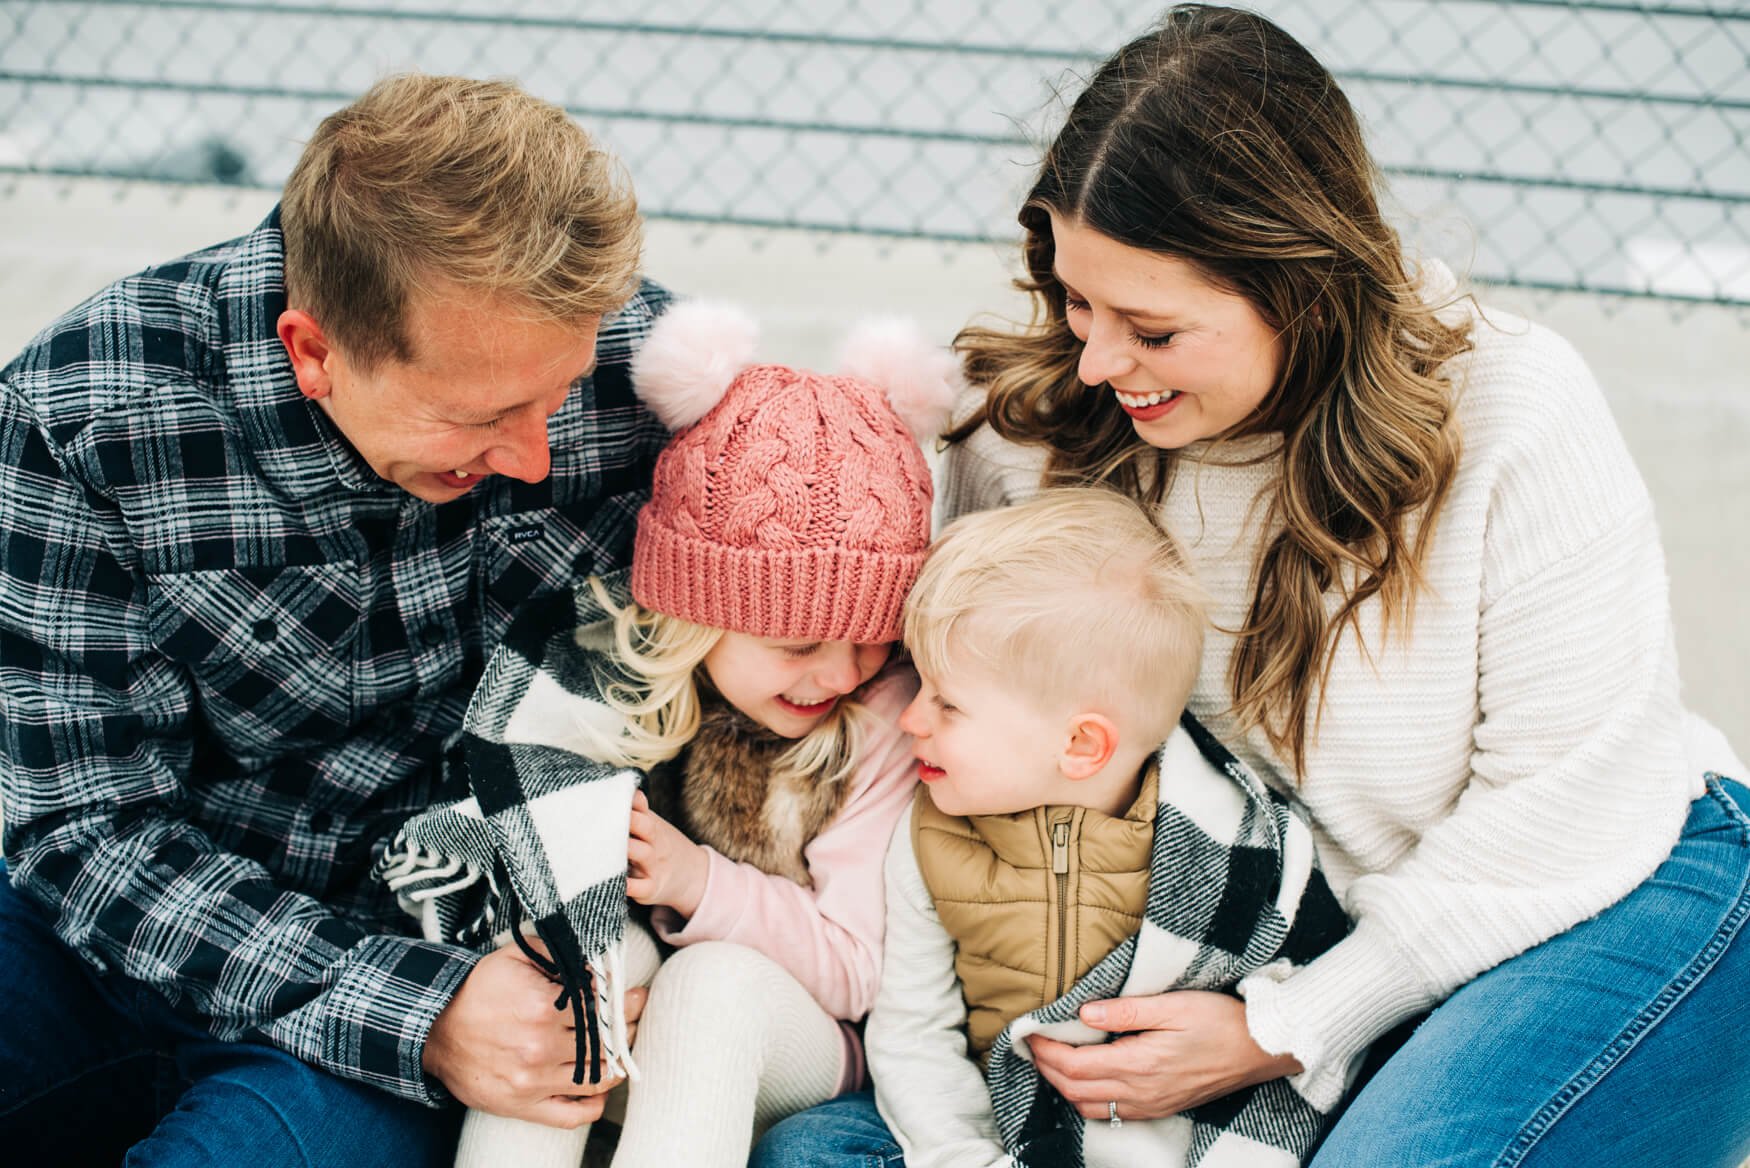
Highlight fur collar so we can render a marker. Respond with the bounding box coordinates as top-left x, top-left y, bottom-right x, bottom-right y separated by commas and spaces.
654, 696, 854, 887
